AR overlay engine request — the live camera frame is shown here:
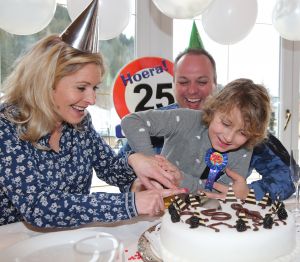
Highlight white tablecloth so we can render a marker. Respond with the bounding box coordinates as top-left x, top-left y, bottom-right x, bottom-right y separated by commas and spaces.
0, 216, 160, 261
